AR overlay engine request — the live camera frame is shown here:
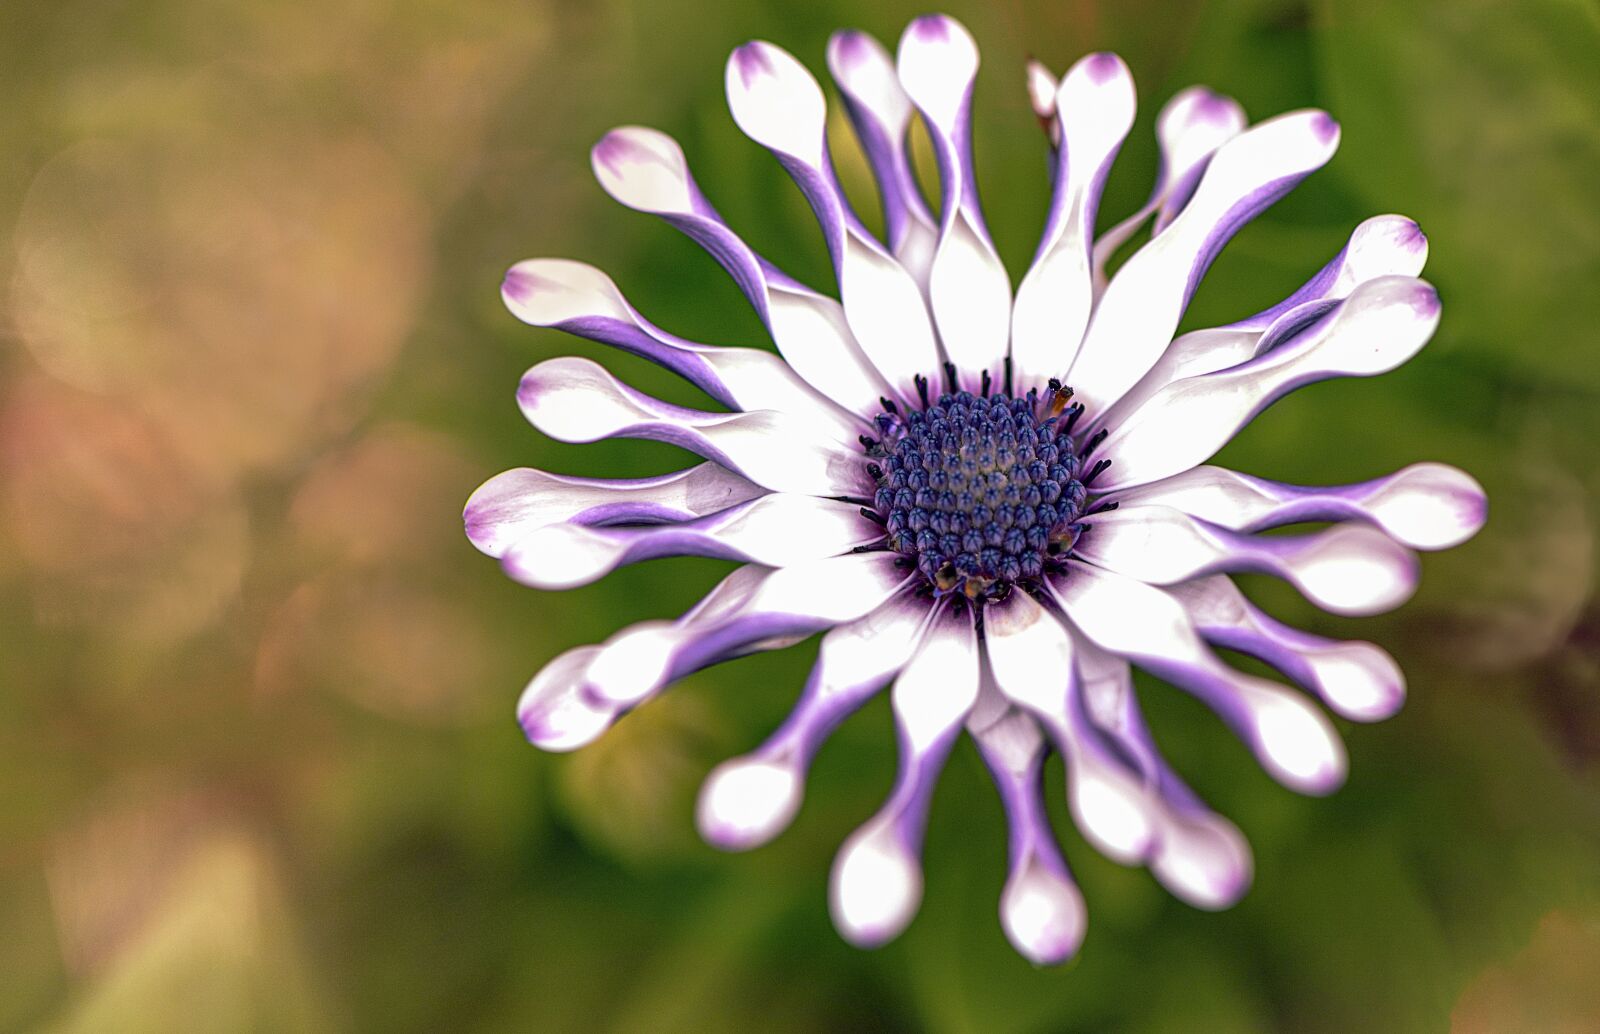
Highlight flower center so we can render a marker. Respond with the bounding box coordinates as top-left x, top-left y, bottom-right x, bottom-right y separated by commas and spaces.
866, 384, 1088, 600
